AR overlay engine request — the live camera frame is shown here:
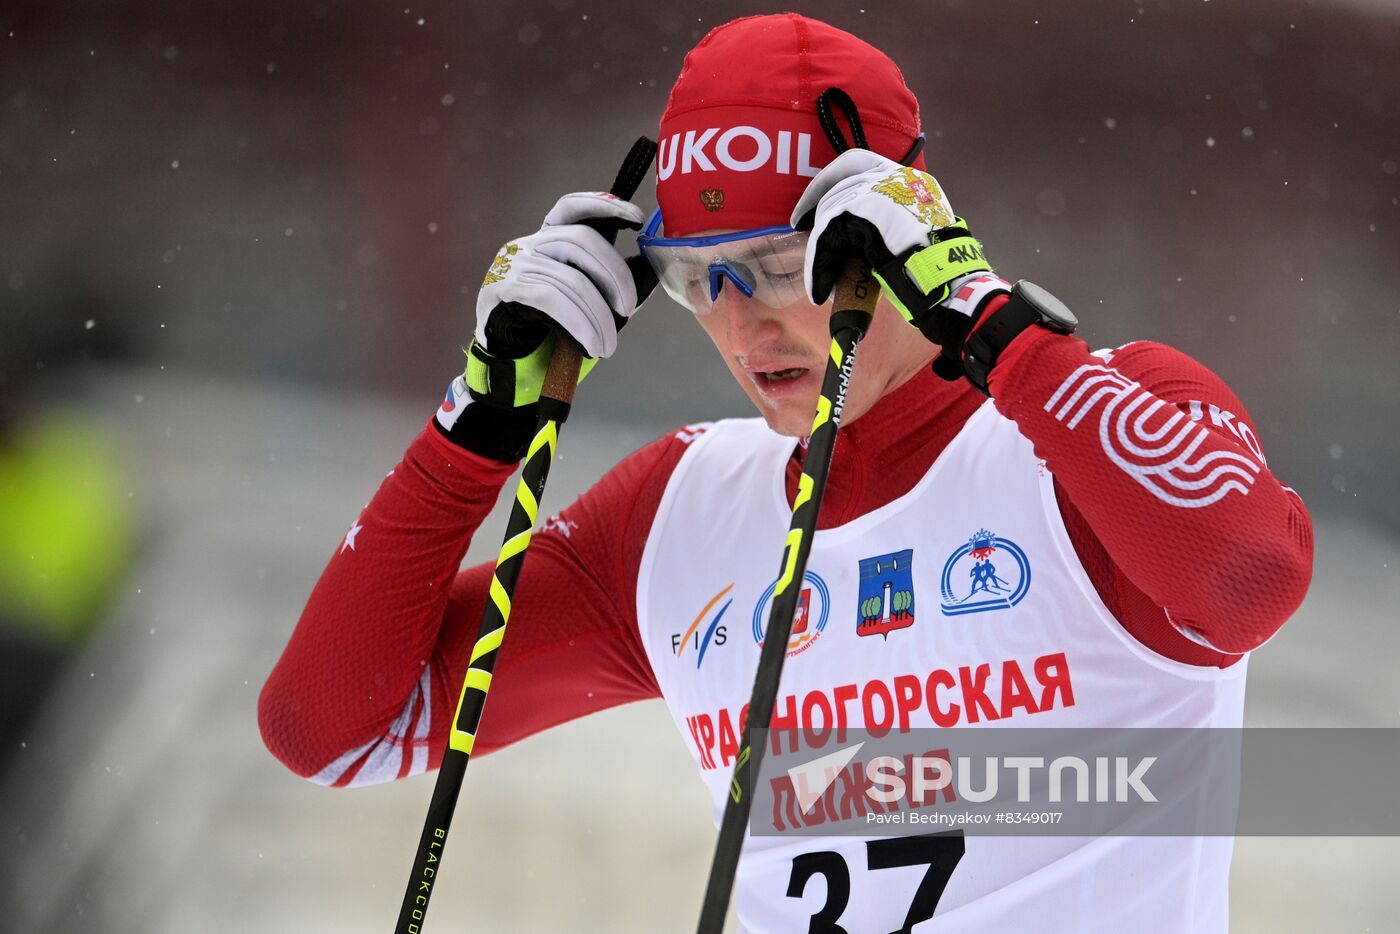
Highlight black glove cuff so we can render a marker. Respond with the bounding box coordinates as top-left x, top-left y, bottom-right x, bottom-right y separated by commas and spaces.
433, 397, 539, 462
